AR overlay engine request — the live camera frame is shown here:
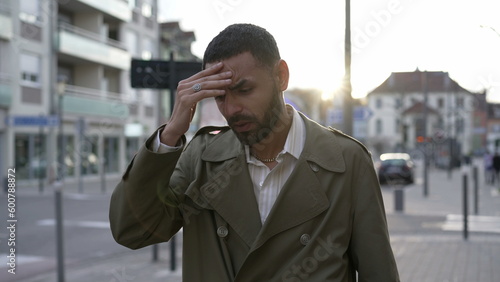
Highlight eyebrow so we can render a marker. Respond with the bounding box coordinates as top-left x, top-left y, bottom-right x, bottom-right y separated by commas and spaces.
228, 79, 247, 91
